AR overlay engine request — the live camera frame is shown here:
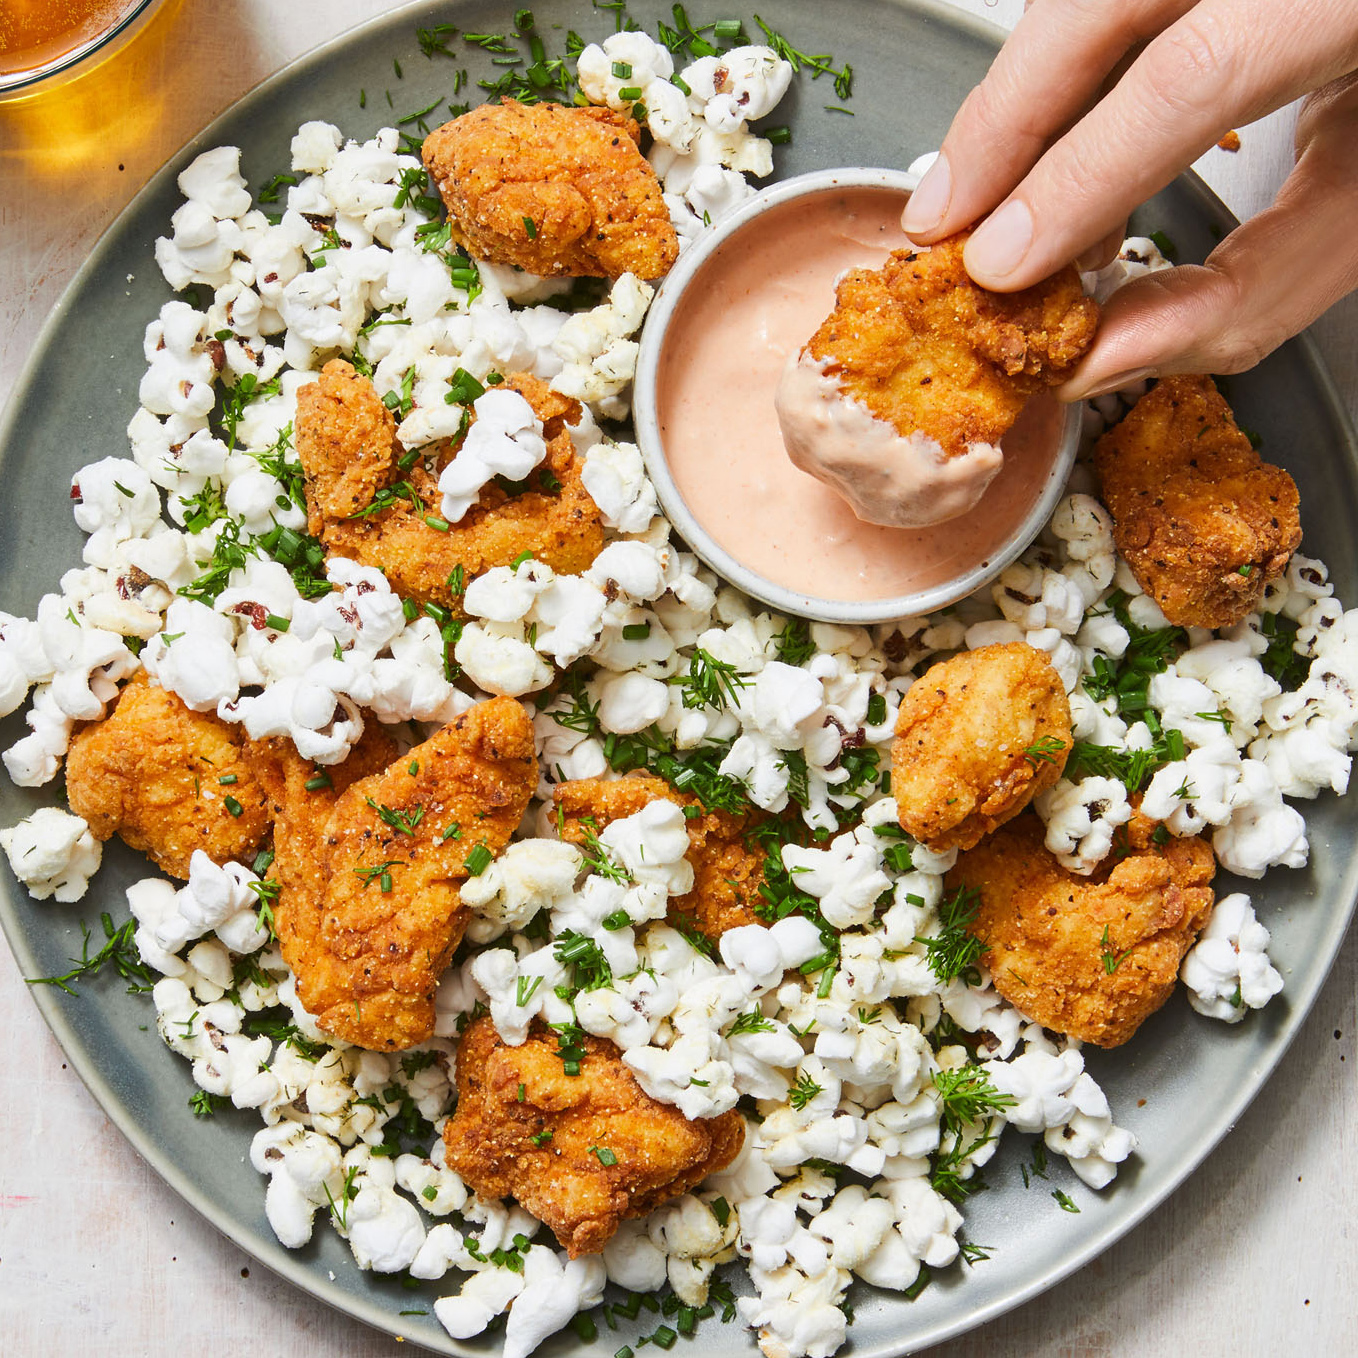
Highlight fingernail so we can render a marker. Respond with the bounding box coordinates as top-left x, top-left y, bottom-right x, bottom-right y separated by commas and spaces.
1070, 367, 1155, 401
965, 199, 1034, 281
902, 154, 951, 235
